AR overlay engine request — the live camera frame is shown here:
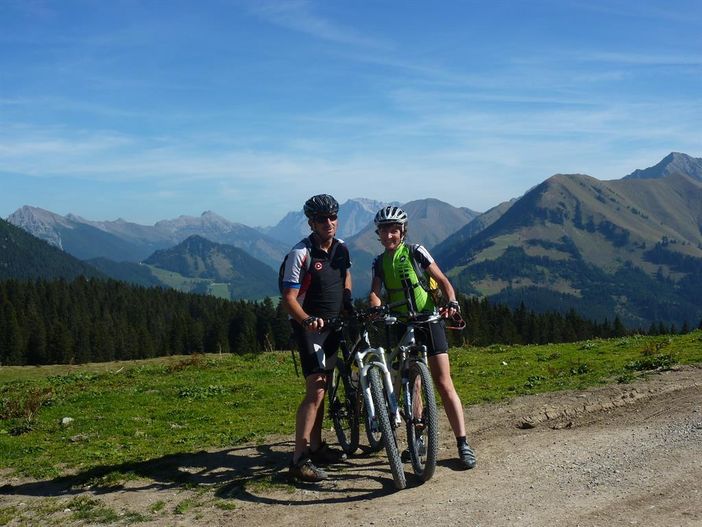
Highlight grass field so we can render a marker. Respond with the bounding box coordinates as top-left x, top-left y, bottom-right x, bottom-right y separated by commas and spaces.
1, 331, 701, 480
